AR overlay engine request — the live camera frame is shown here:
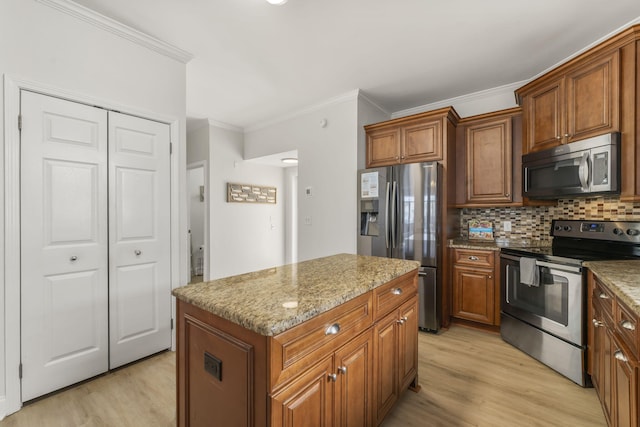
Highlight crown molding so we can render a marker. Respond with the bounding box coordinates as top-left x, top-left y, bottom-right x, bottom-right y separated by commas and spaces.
208, 118, 244, 133
35, 0, 193, 63
391, 80, 526, 119
245, 89, 361, 133
357, 91, 390, 117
